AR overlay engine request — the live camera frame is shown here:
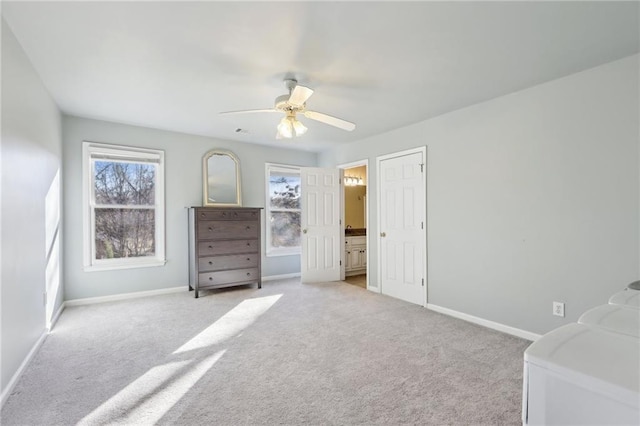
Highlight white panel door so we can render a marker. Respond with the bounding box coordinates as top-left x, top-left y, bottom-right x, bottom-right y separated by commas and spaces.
378, 149, 426, 305
301, 167, 342, 283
